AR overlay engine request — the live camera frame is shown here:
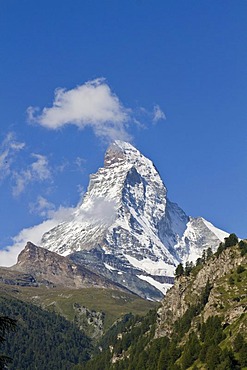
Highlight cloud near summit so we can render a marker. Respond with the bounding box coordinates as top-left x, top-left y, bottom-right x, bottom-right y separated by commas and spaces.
27, 78, 132, 142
